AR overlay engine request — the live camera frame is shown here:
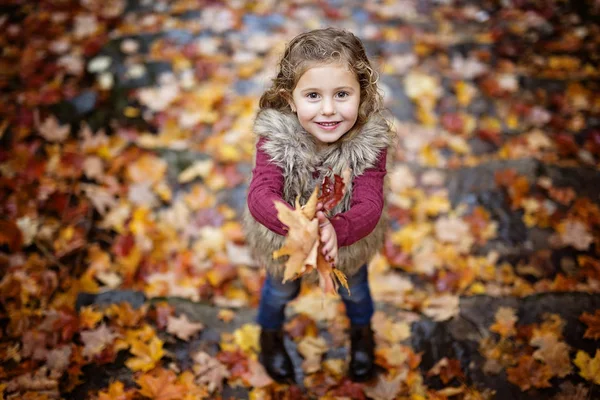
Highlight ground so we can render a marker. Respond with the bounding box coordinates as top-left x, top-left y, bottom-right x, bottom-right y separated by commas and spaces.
0, 0, 599, 399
